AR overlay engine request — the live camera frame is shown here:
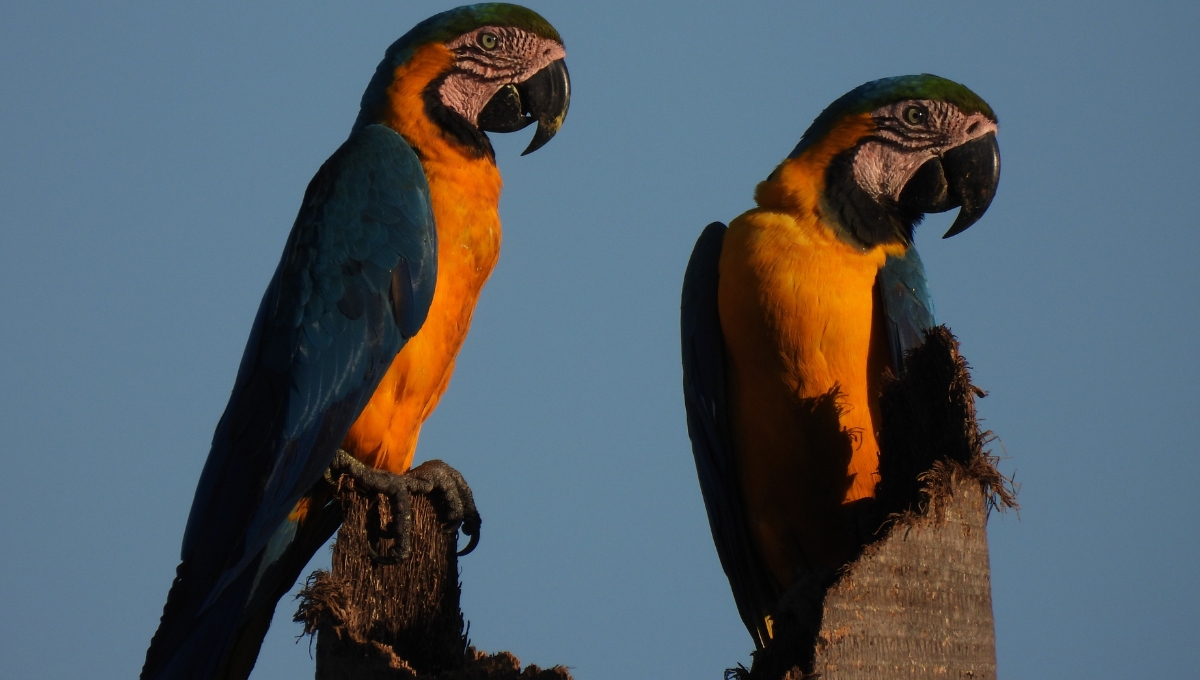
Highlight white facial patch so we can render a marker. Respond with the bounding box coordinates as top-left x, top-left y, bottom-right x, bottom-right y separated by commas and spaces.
852, 100, 997, 202
439, 27, 566, 125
